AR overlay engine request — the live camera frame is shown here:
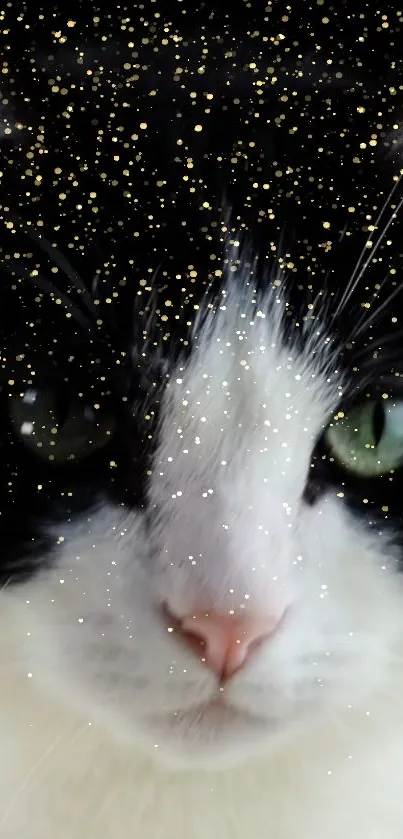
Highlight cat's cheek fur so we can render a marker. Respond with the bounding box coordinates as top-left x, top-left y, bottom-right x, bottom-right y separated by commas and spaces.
1, 494, 401, 762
